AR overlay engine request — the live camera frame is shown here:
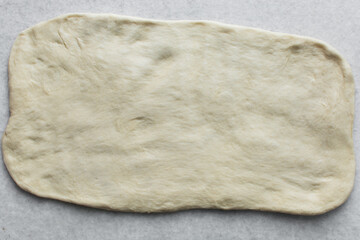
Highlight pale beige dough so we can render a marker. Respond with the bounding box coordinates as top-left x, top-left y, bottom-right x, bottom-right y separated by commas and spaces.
2, 13, 355, 215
